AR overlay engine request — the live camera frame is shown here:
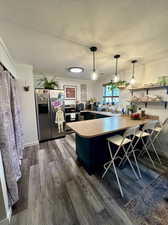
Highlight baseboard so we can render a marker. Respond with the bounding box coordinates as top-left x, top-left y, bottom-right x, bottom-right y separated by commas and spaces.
24, 140, 39, 148
39, 135, 65, 143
